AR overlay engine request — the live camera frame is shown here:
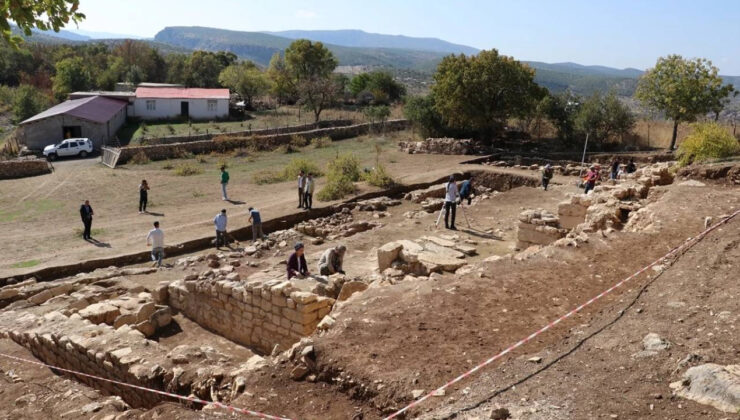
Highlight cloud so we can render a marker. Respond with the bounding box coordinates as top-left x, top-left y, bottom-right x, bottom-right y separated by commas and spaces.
295, 9, 318, 19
